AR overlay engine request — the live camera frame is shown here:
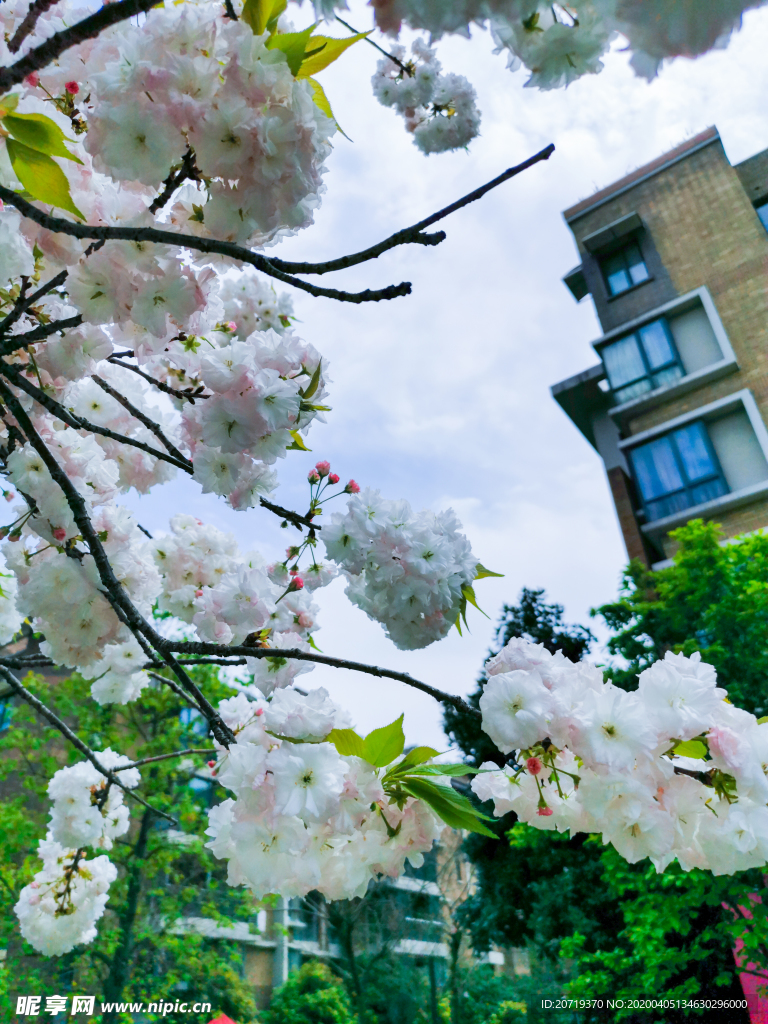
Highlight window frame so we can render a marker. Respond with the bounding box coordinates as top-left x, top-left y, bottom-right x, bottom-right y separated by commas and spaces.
628, 419, 729, 524
598, 316, 685, 404
598, 238, 650, 297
